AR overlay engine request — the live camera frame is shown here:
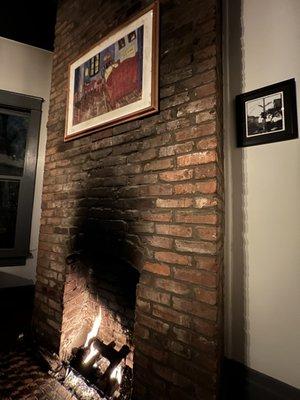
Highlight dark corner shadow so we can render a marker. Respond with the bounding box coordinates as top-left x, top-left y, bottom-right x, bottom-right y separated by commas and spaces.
222, 0, 248, 398
0, 281, 35, 350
